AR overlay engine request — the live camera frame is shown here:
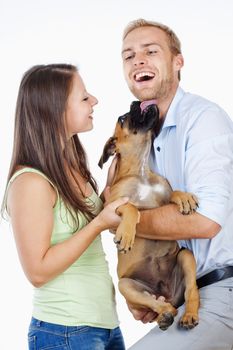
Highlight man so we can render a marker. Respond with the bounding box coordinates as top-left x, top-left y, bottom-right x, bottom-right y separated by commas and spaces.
121, 19, 233, 349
